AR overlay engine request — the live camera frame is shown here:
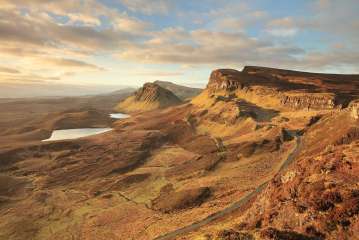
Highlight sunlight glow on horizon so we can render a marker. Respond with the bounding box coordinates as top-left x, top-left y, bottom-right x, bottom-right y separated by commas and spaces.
0, 0, 358, 93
